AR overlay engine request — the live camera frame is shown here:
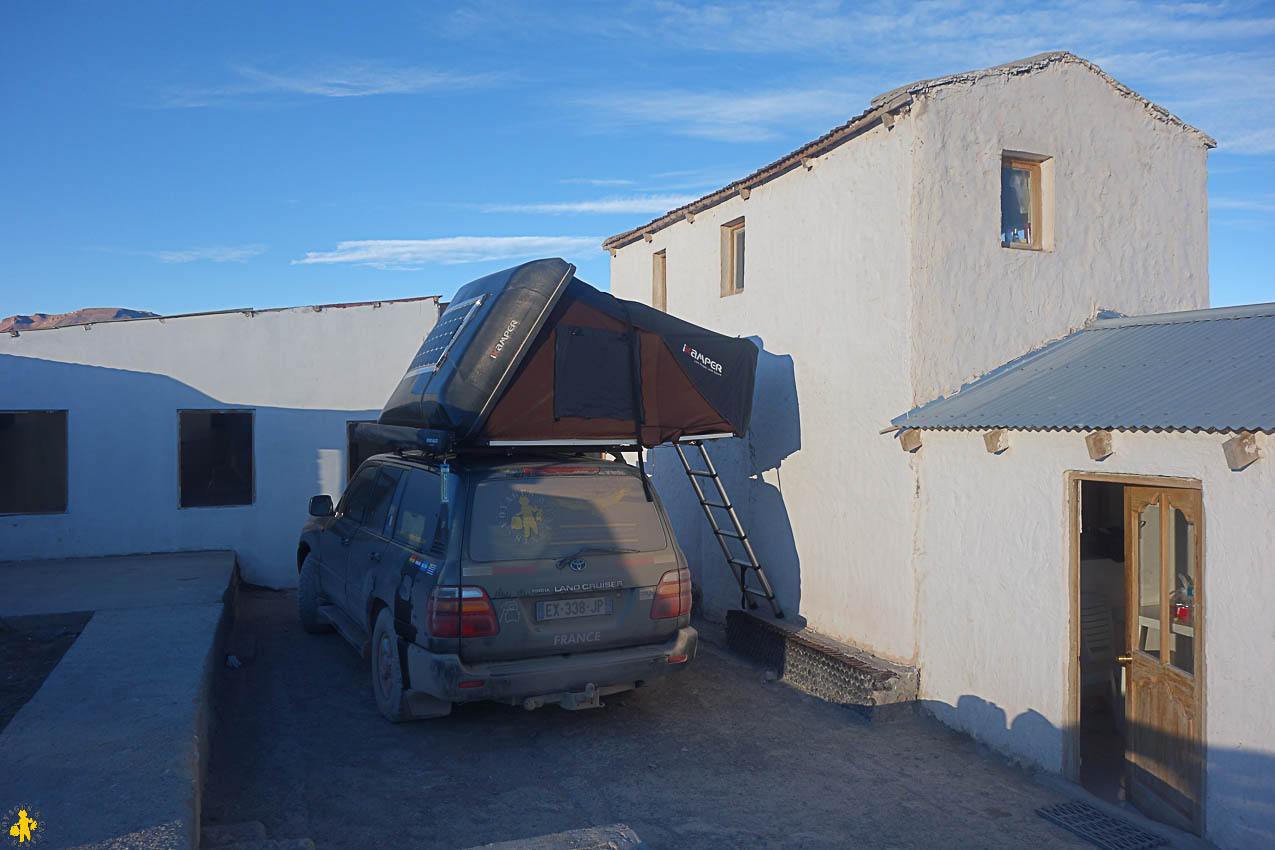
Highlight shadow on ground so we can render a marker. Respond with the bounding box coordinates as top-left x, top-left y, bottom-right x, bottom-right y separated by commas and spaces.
203, 589, 1096, 850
